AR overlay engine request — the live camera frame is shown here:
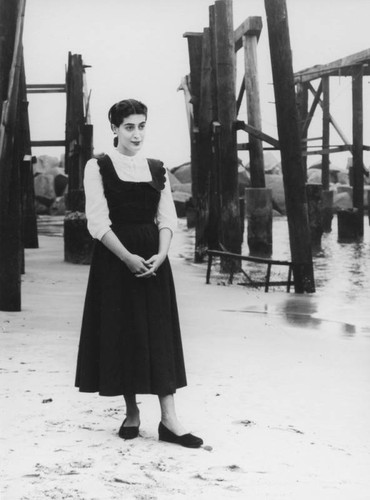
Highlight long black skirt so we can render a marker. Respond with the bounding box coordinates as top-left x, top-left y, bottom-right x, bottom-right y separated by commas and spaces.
75, 222, 187, 396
